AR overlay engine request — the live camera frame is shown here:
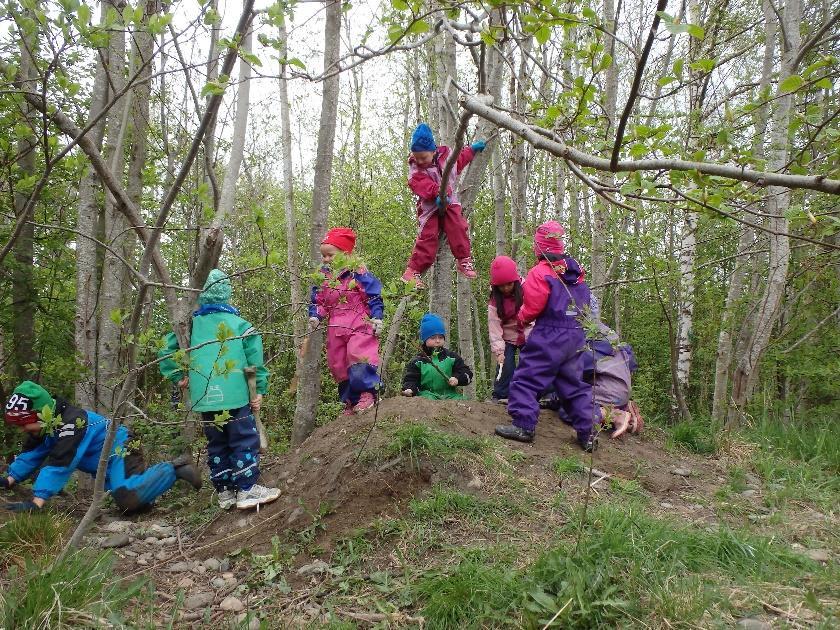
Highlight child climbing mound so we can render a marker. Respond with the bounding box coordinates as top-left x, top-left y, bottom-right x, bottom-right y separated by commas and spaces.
159, 269, 280, 511
402, 122, 486, 287
495, 222, 601, 452
1, 381, 201, 513
402, 313, 473, 400
309, 227, 383, 415
488, 255, 527, 403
